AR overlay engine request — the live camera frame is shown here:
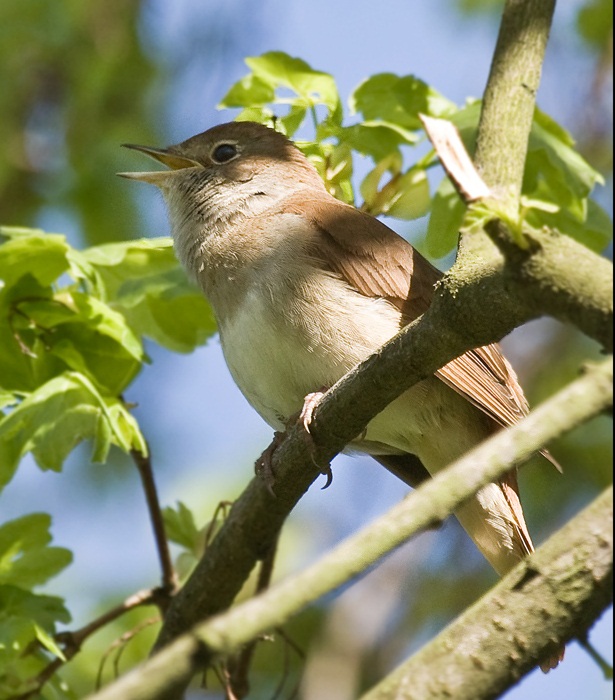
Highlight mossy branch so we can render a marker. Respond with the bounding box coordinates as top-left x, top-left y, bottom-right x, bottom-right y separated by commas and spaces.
139, 0, 609, 696
360, 487, 613, 700
87, 358, 613, 700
